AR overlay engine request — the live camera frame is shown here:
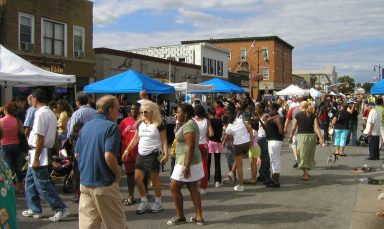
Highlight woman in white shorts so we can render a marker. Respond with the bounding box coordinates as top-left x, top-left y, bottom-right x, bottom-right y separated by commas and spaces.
167, 103, 205, 226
